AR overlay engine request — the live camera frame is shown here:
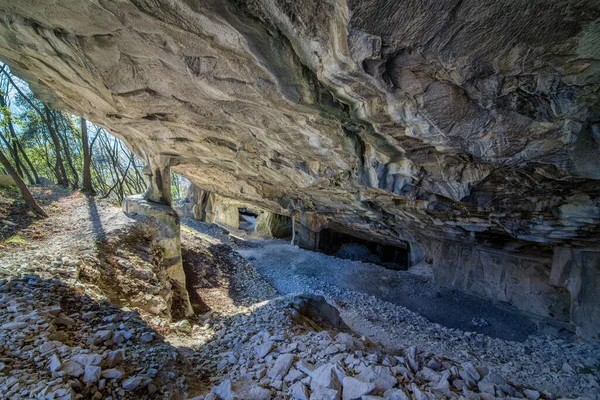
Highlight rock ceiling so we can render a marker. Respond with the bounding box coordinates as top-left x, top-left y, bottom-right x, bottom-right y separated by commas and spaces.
0, 0, 599, 251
